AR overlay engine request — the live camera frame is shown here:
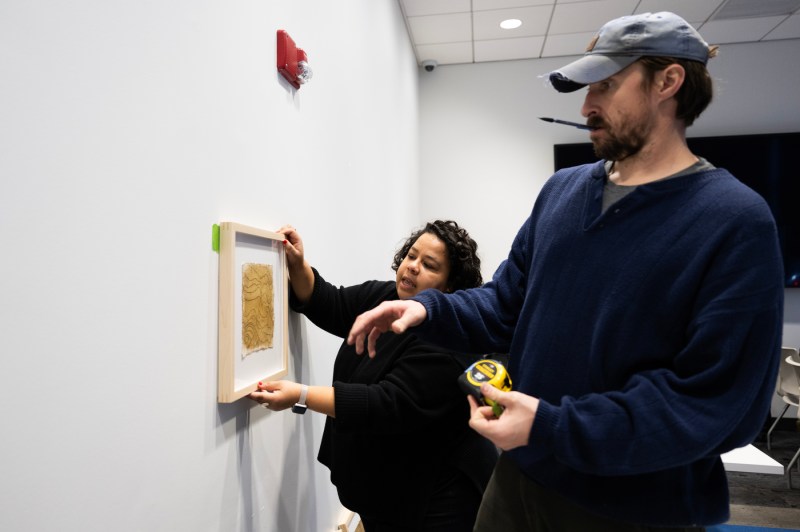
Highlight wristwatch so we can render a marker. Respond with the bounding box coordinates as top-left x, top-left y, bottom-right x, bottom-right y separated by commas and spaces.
292, 384, 308, 414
